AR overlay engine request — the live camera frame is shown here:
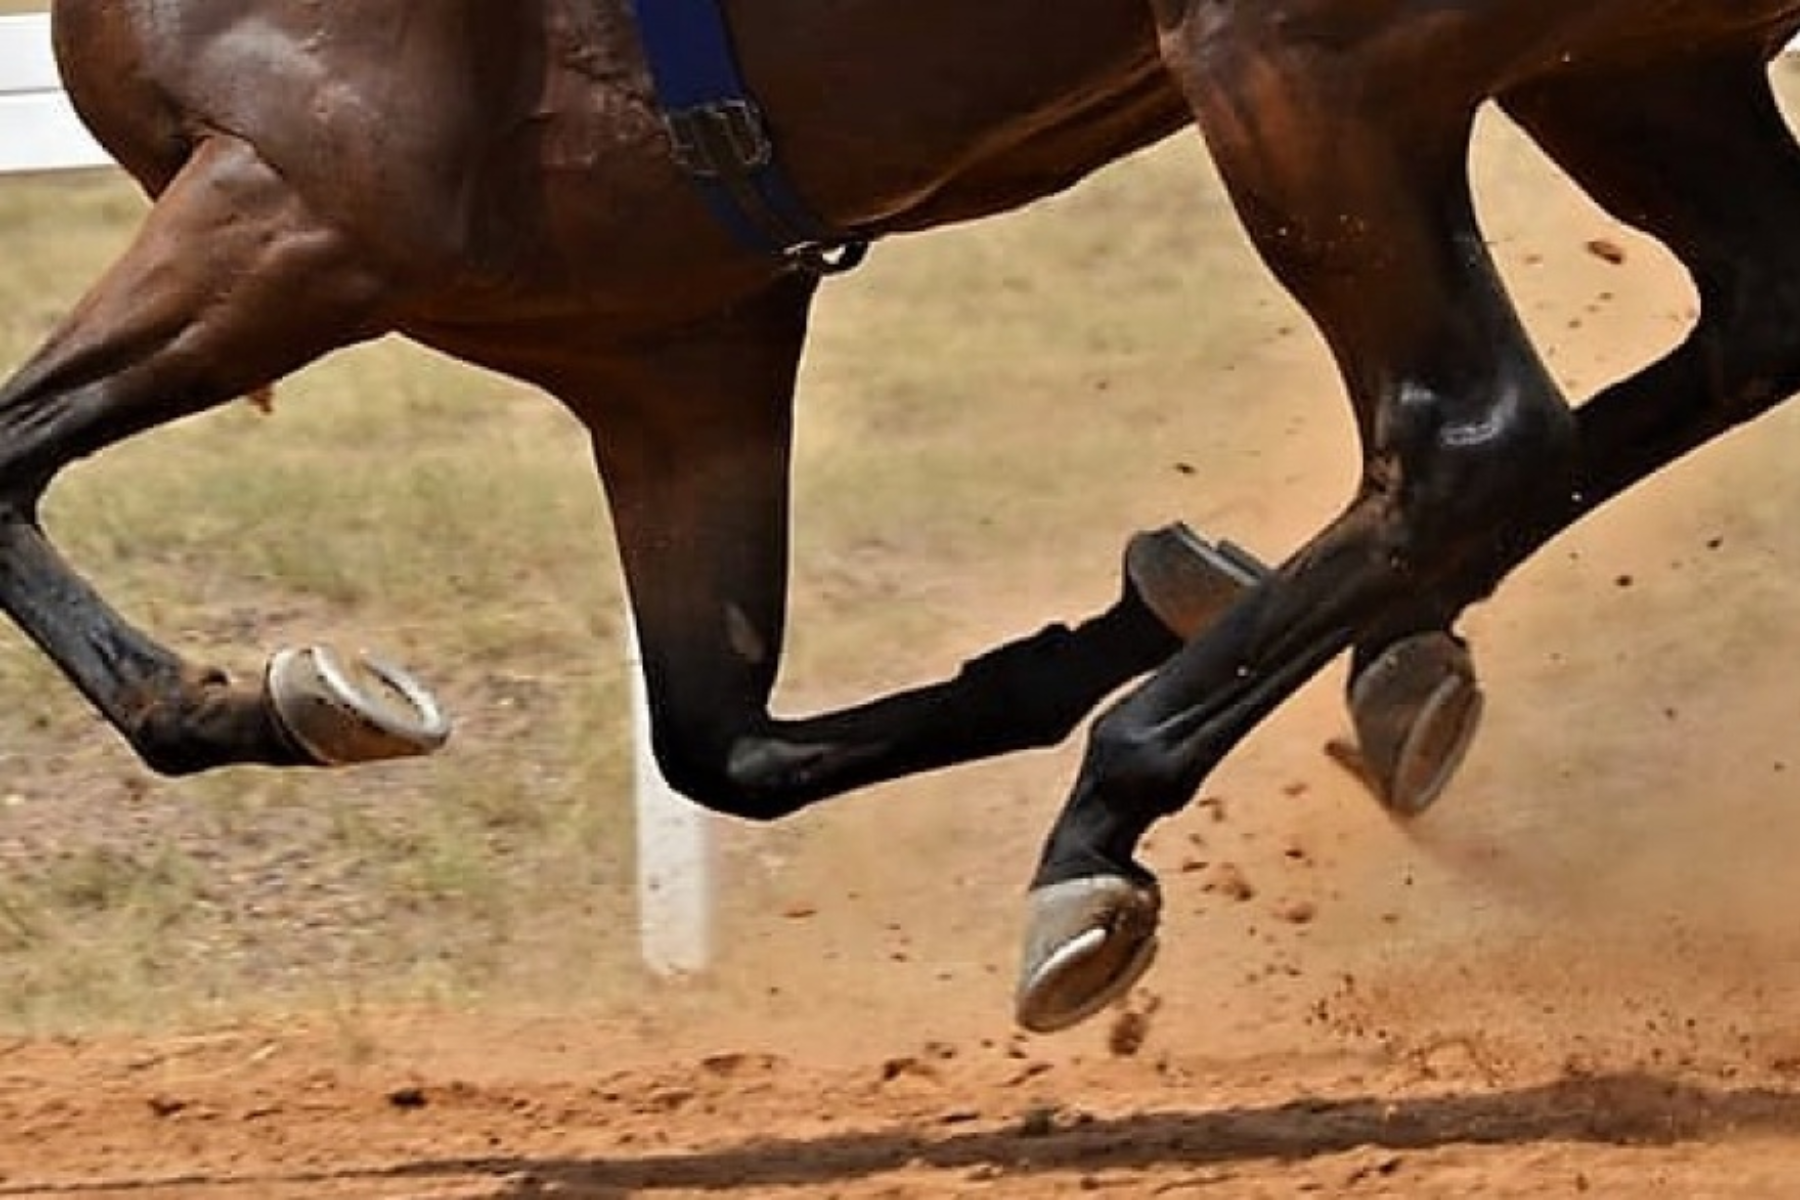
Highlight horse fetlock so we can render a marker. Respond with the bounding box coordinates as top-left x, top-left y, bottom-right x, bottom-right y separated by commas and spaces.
127, 677, 295, 776
1085, 706, 1203, 822
129, 707, 229, 777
